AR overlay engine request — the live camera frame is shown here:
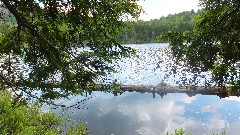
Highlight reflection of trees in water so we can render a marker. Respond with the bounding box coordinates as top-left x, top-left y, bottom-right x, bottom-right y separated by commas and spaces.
56, 87, 229, 109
